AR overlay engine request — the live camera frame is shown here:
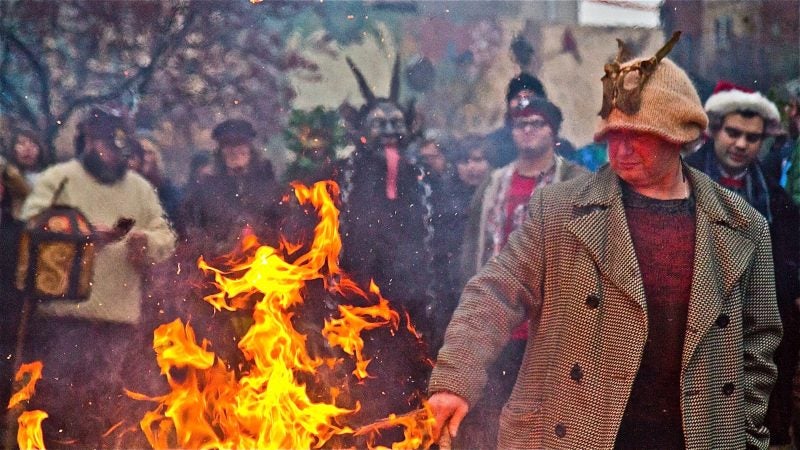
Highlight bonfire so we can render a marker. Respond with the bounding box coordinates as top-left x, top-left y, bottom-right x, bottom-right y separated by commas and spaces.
9, 181, 438, 450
